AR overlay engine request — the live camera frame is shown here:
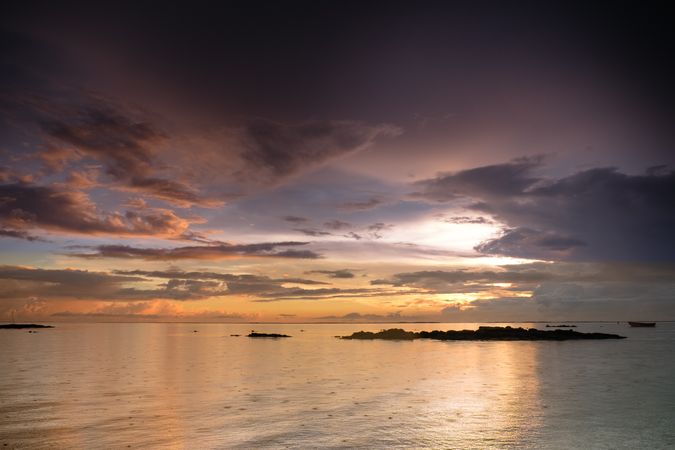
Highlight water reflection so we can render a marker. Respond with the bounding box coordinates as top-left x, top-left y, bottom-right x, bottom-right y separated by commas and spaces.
1, 322, 673, 448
